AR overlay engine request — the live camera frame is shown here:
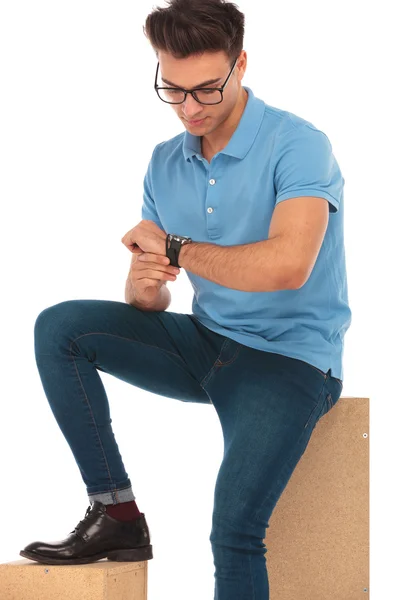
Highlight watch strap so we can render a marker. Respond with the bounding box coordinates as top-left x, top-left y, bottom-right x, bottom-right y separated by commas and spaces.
166, 234, 191, 268
166, 234, 183, 268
